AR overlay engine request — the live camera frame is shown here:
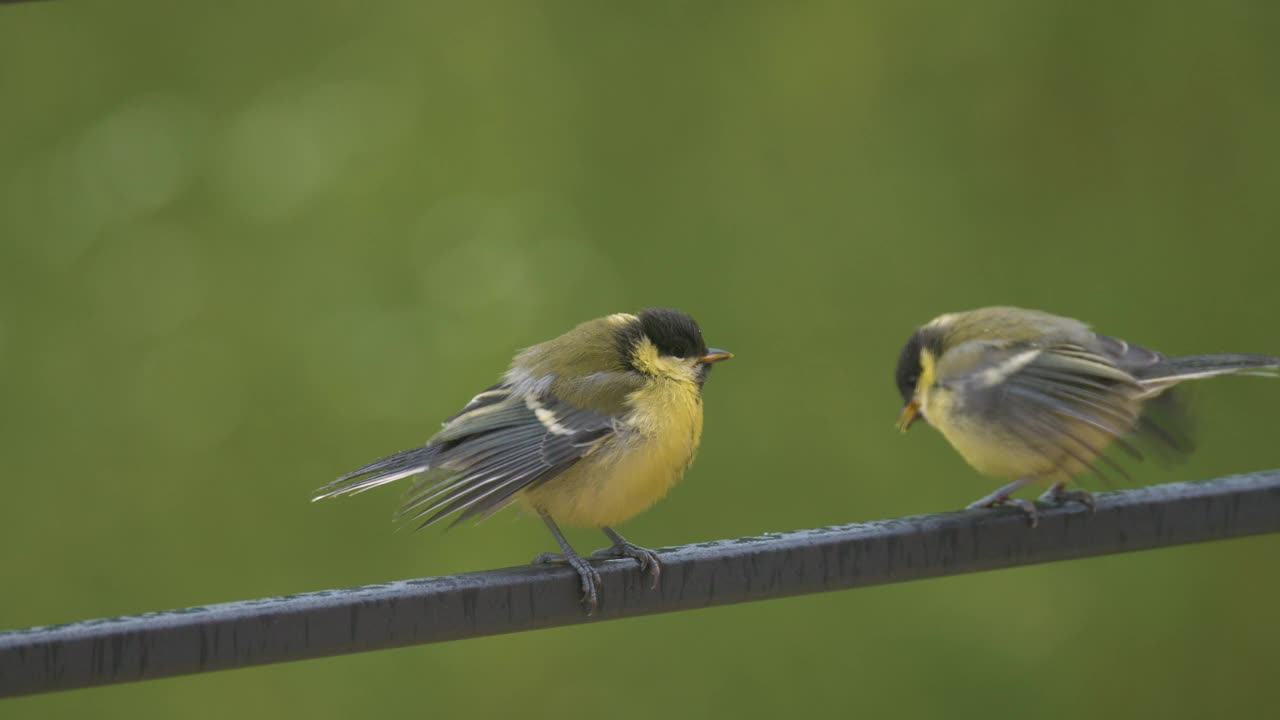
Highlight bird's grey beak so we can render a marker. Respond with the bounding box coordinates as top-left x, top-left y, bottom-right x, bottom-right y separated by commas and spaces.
697, 349, 734, 365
